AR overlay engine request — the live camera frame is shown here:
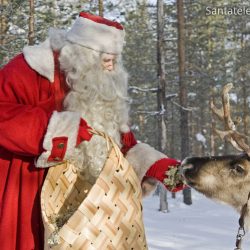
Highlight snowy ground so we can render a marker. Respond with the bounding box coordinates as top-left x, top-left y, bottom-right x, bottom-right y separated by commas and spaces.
143, 191, 250, 250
